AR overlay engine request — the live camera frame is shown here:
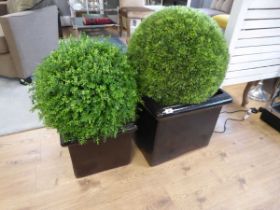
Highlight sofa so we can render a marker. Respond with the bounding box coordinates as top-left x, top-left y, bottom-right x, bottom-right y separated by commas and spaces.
198, 0, 233, 16
0, 3, 58, 83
